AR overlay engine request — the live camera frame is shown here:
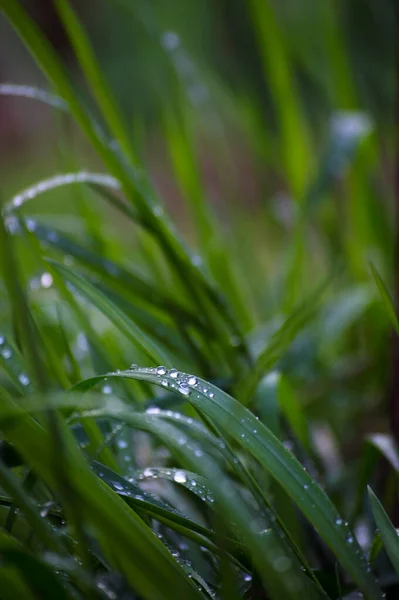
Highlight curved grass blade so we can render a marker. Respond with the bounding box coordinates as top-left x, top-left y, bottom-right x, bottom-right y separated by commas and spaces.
108, 367, 381, 599
368, 486, 399, 576
137, 467, 216, 506
91, 462, 242, 558
48, 260, 170, 365
0, 83, 68, 110
2, 172, 121, 216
